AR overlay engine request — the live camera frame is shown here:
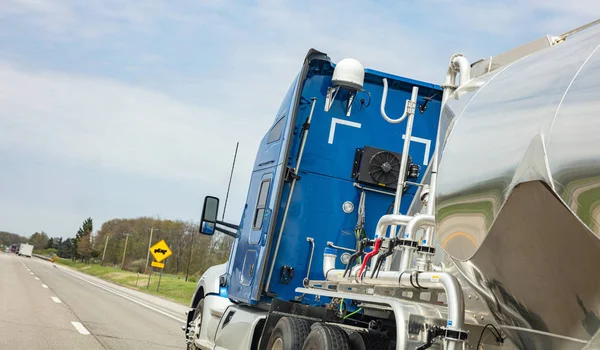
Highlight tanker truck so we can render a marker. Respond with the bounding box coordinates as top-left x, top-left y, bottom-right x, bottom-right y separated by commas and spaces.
185, 19, 600, 350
